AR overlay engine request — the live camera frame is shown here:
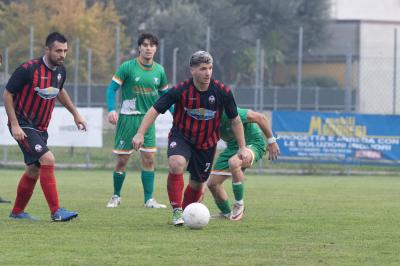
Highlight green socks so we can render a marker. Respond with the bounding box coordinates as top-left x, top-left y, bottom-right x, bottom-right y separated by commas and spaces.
141, 170, 155, 203
113, 171, 126, 197
232, 182, 244, 203
216, 199, 231, 215
113, 170, 155, 202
